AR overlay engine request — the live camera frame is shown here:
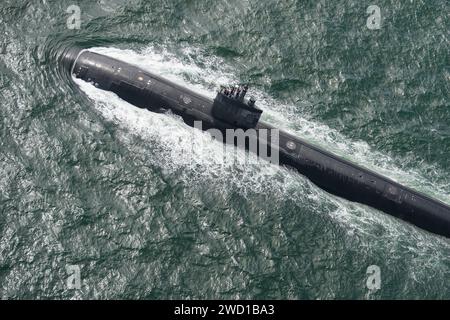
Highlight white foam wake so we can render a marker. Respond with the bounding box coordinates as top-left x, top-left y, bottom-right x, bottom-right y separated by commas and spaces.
74, 45, 450, 255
